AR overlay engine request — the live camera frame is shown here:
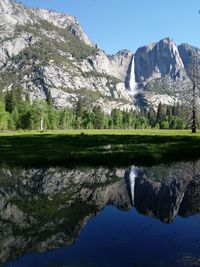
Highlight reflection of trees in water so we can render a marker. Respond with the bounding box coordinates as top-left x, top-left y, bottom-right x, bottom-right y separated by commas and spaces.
0, 167, 130, 264
179, 161, 200, 217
